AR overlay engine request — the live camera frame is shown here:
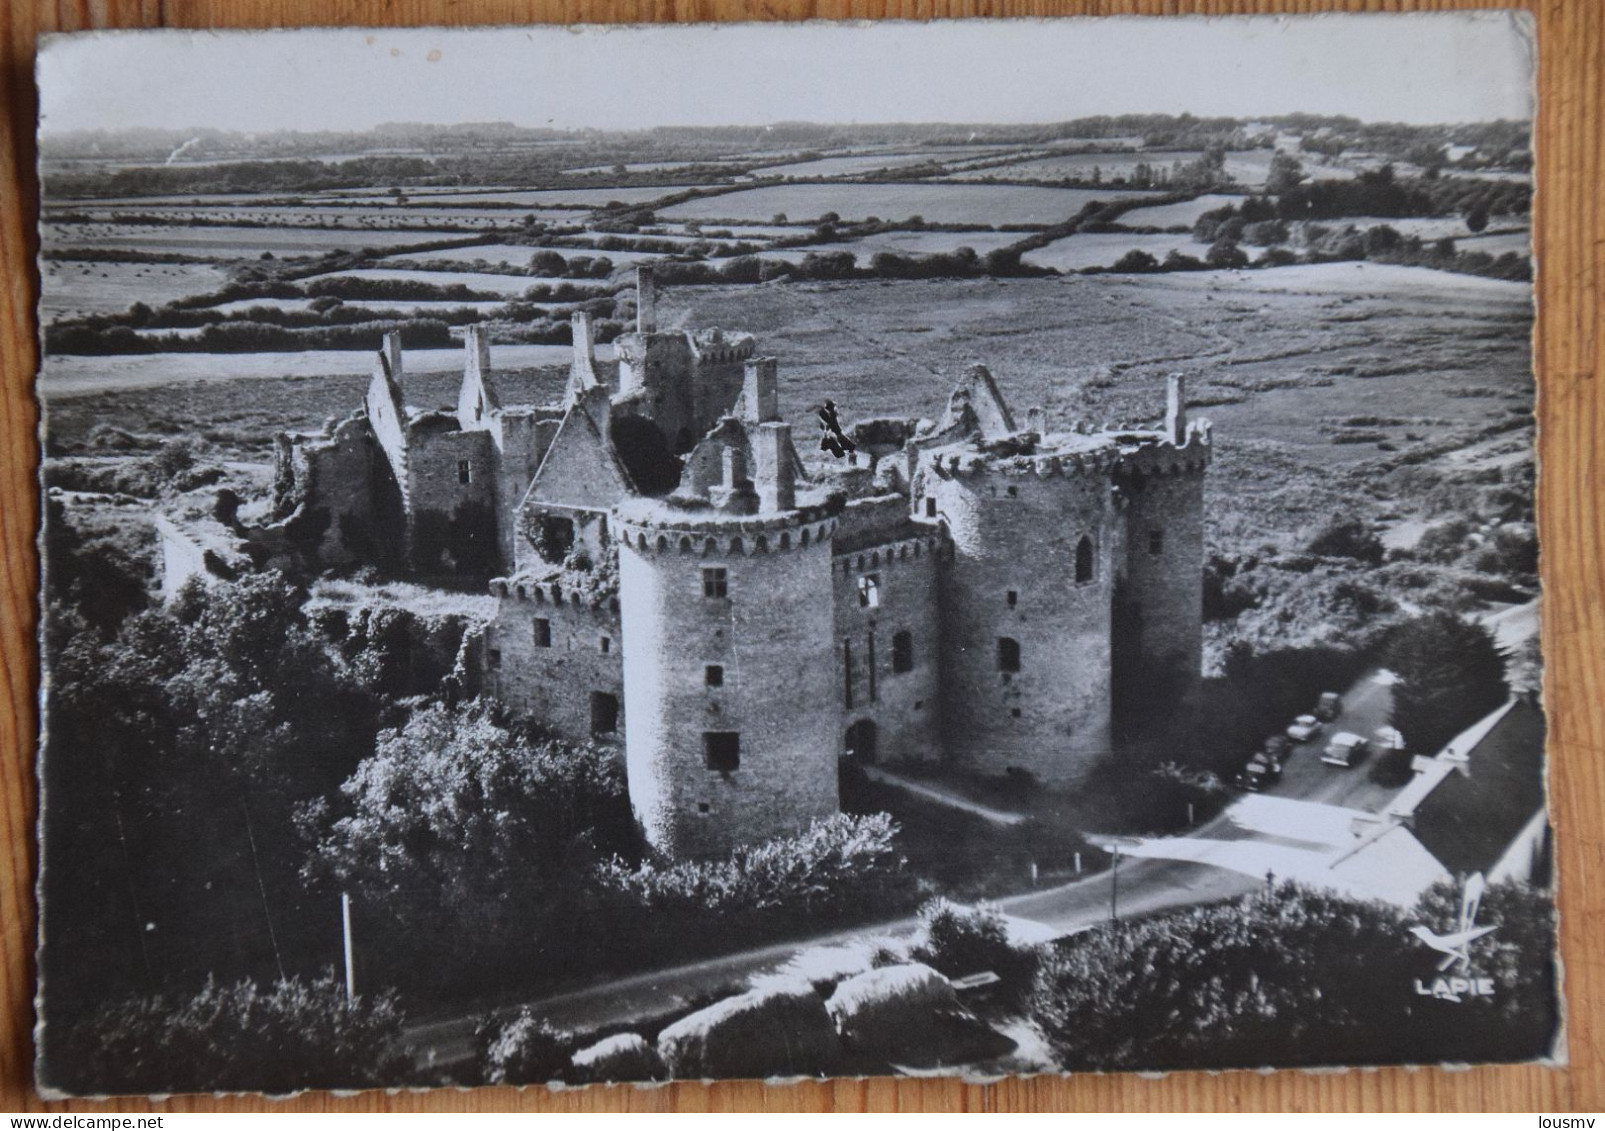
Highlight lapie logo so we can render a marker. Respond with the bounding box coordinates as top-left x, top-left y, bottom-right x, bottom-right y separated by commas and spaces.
1409, 872, 1498, 1002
